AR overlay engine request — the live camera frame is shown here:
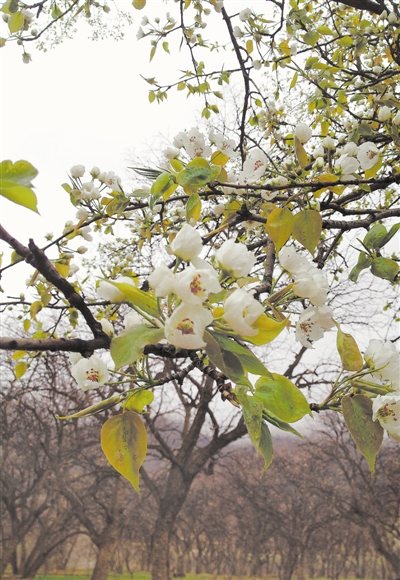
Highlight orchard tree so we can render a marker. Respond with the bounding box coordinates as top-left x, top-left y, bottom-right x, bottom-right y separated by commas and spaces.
1, 0, 400, 564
